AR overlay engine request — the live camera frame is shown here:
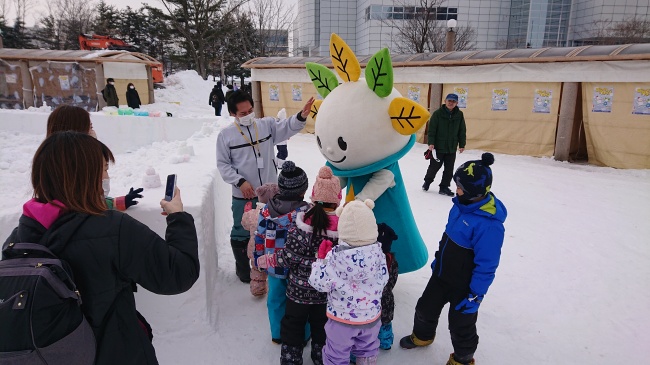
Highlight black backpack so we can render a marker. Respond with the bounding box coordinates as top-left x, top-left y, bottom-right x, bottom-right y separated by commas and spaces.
0, 242, 95, 365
